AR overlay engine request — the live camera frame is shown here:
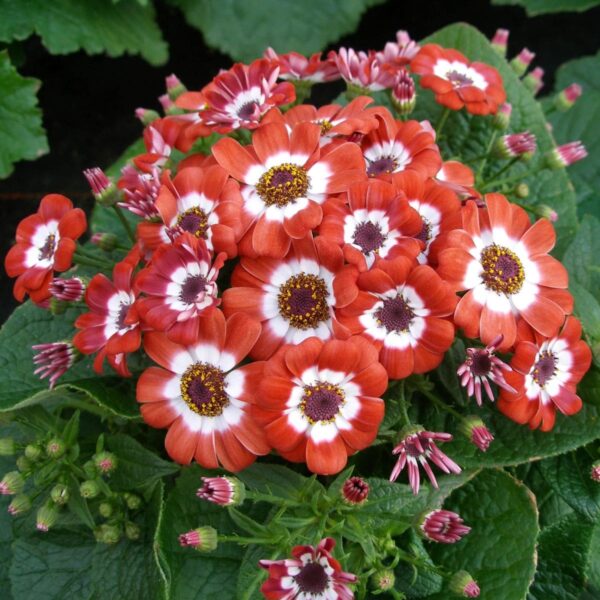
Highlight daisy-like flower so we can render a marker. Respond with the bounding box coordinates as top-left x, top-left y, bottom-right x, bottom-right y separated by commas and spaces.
264, 48, 340, 82
338, 257, 457, 380
137, 311, 270, 469
137, 165, 243, 257
223, 235, 357, 360
498, 316, 591, 431
259, 537, 357, 600
319, 179, 423, 271
419, 509, 471, 543
457, 334, 514, 405
390, 427, 461, 495
200, 59, 295, 133
118, 165, 161, 220
434, 160, 477, 199
393, 170, 461, 265
437, 194, 573, 351
213, 120, 365, 258
331, 48, 399, 93
136, 234, 225, 346
73, 256, 141, 377
361, 111, 442, 180
252, 336, 386, 475
411, 44, 506, 115
133, 117, 188, 172
376, 30, 421, 68
5, 194, 87, 303
33, 341, 79, 388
